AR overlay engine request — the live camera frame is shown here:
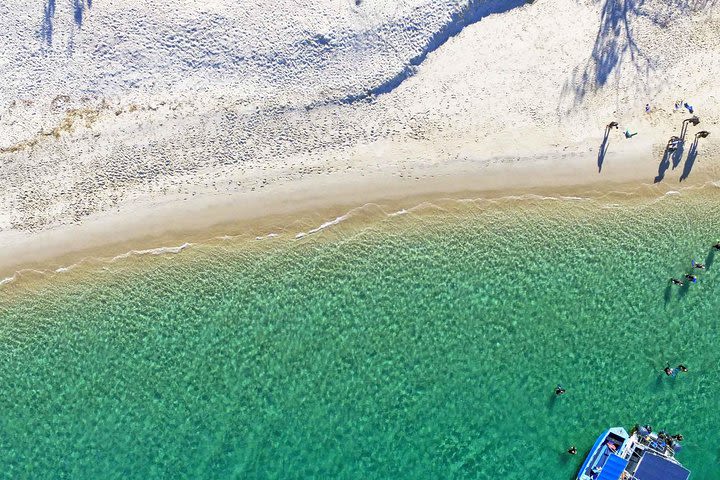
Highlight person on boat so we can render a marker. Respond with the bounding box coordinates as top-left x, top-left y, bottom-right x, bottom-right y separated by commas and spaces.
671, 278, 684, 286
568, 446, 577, 455
685, 274, 698, 283
692, 260, 705, 269
678, 364, 688, 373
555, 385, 566, 396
